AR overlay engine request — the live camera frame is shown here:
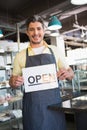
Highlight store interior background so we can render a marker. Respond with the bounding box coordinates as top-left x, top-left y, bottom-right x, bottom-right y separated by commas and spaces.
0, 0, 87, 91
0, 0, 87, 44
0, 0, 87, 130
